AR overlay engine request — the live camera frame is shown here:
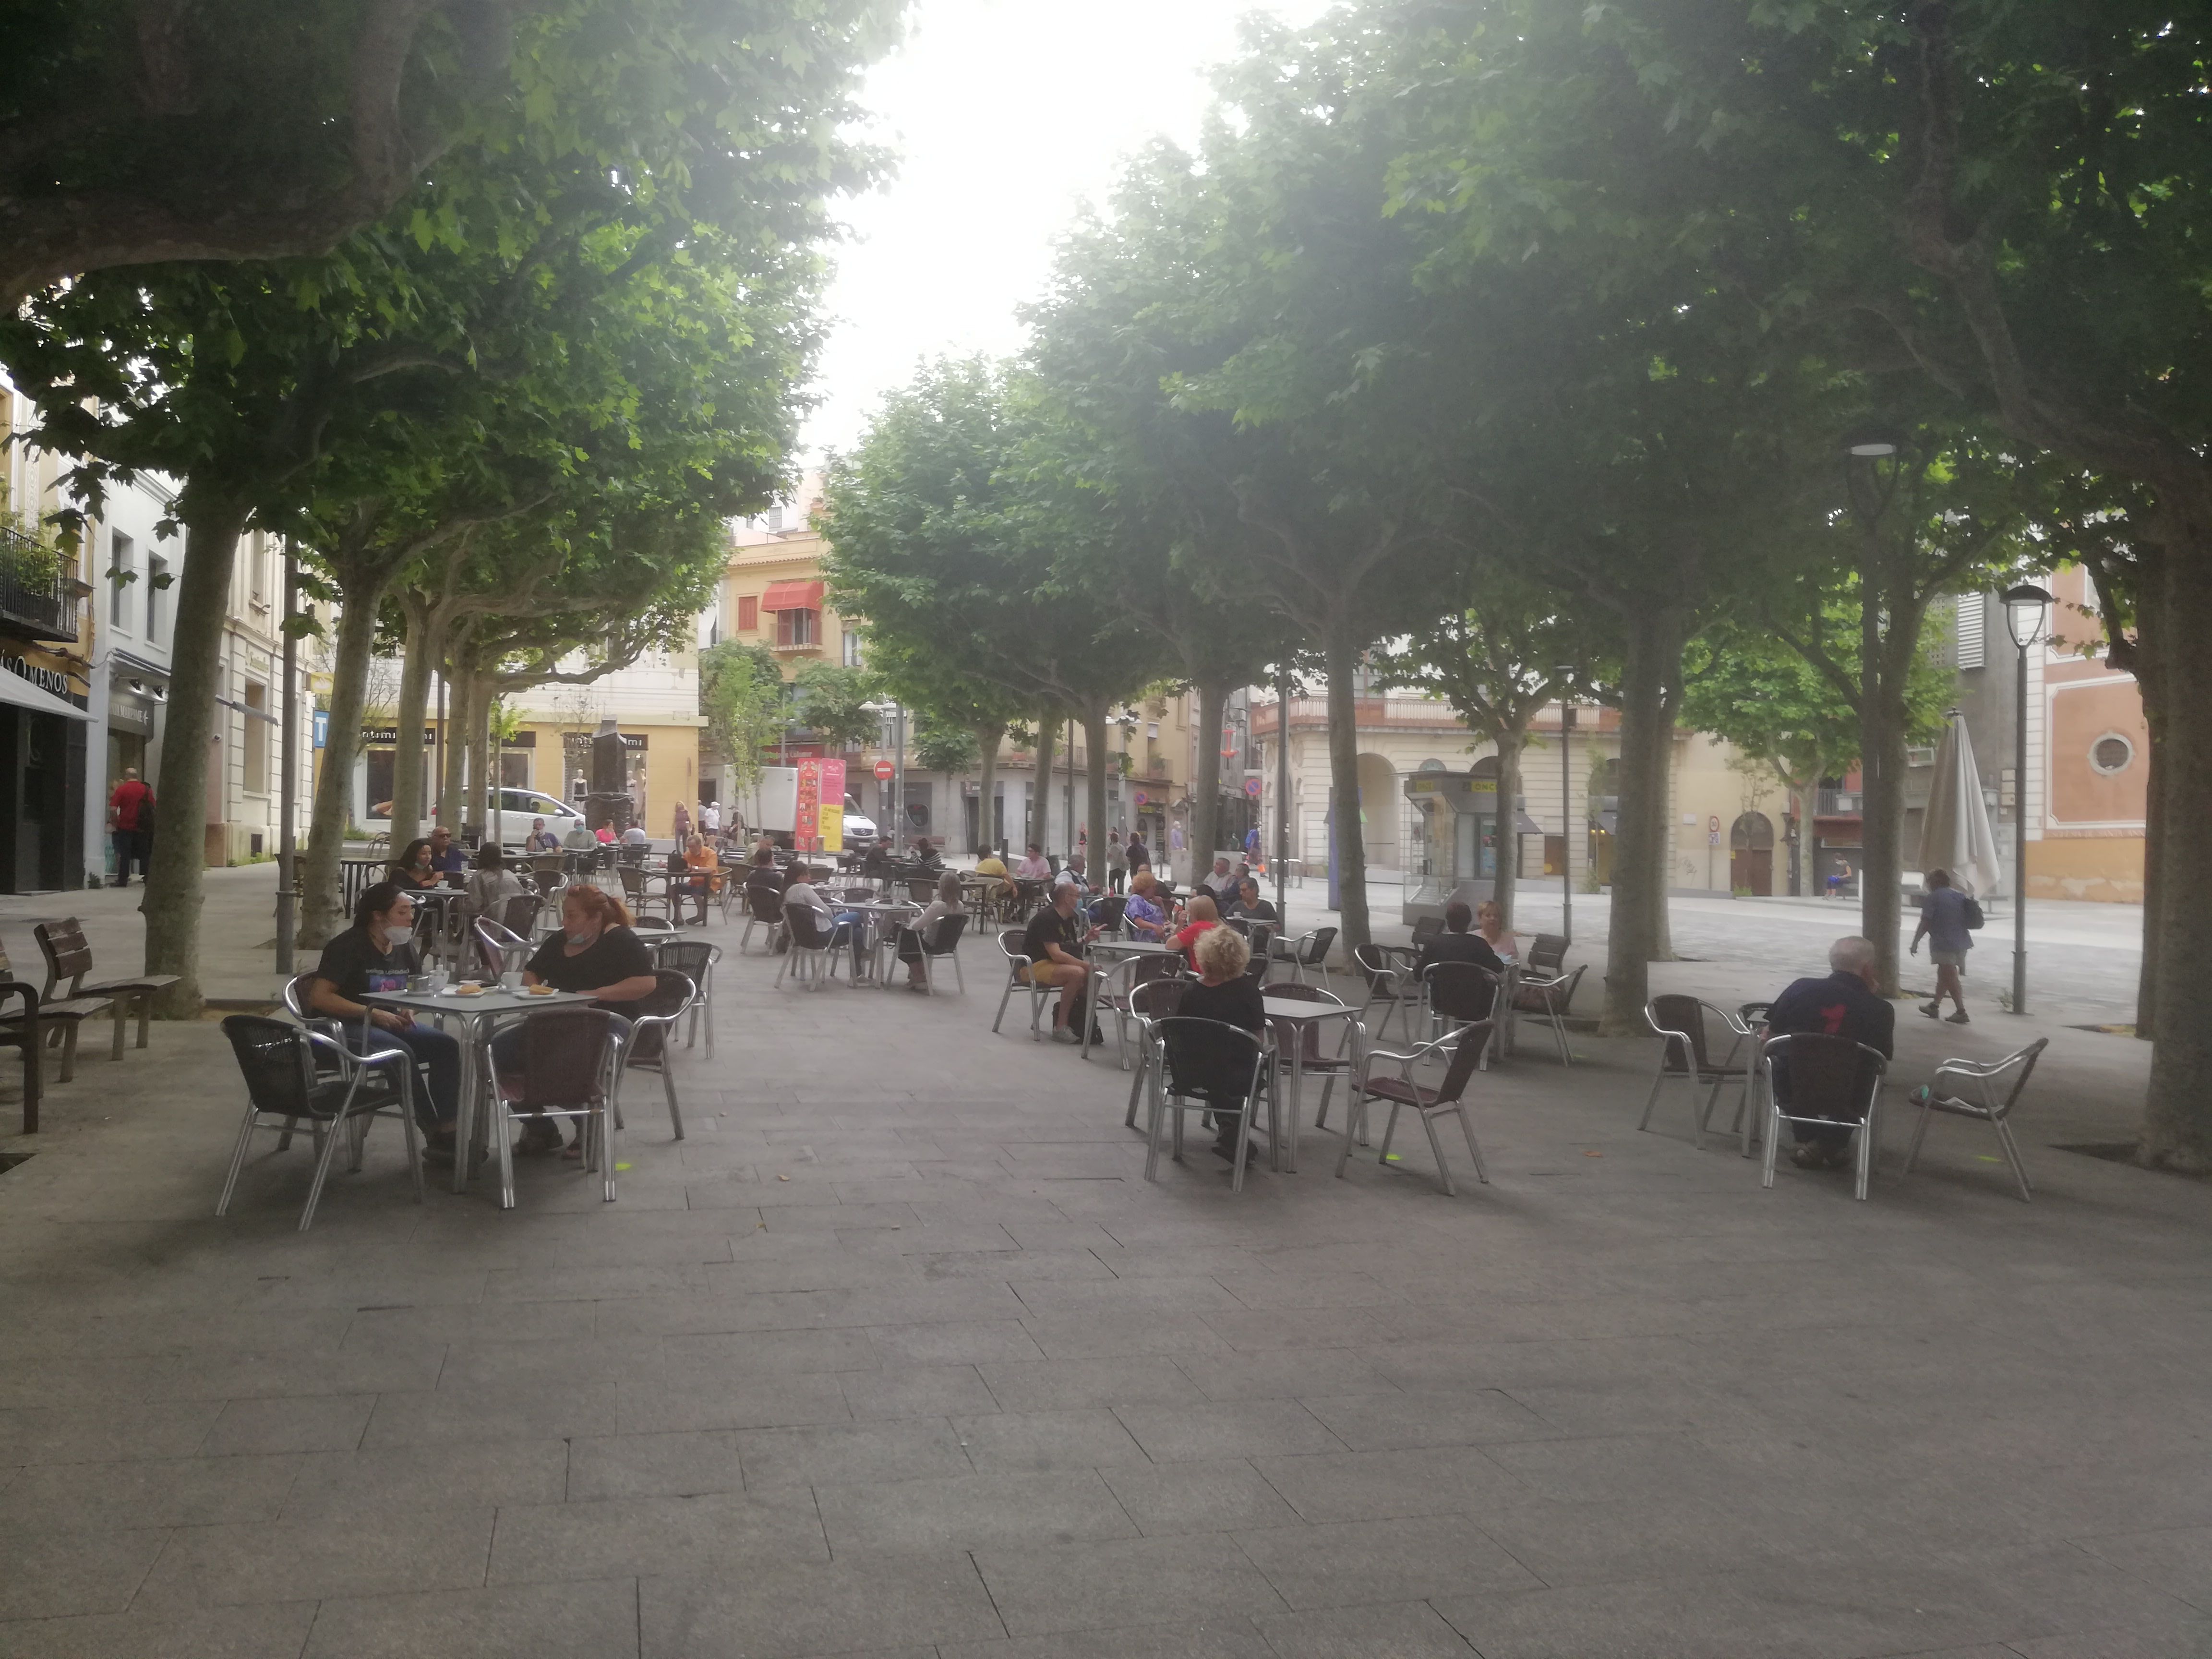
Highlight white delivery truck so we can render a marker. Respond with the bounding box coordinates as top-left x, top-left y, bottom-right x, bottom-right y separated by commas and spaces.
738, 765, 872, 855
